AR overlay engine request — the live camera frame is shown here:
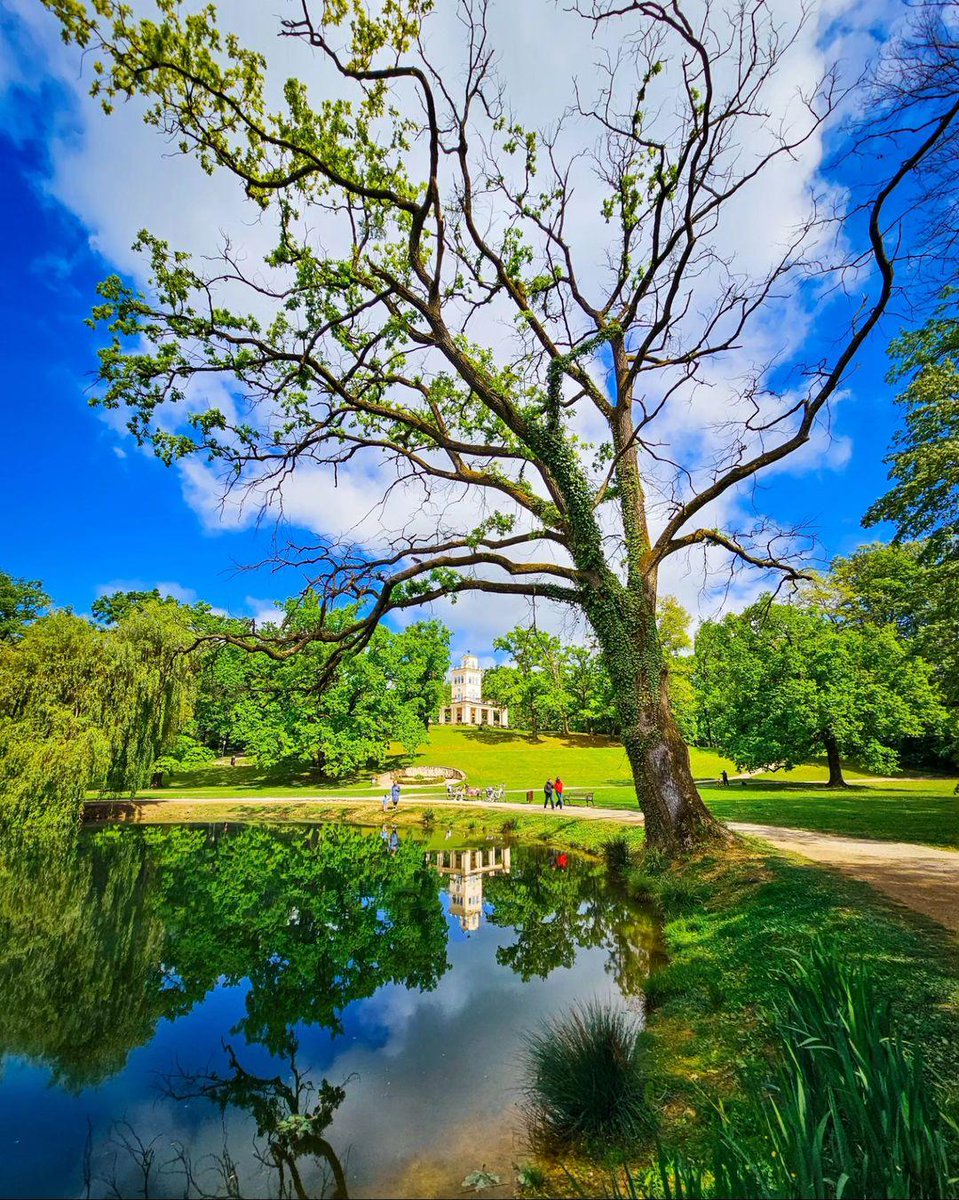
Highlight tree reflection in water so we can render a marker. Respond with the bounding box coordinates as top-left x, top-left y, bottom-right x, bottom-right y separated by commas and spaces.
0, 825, 661, 1197
481, 845, 663, 993
160, 1035, 350, 1200
0, 823, 449, 1197
82, 1036, 350, 1199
